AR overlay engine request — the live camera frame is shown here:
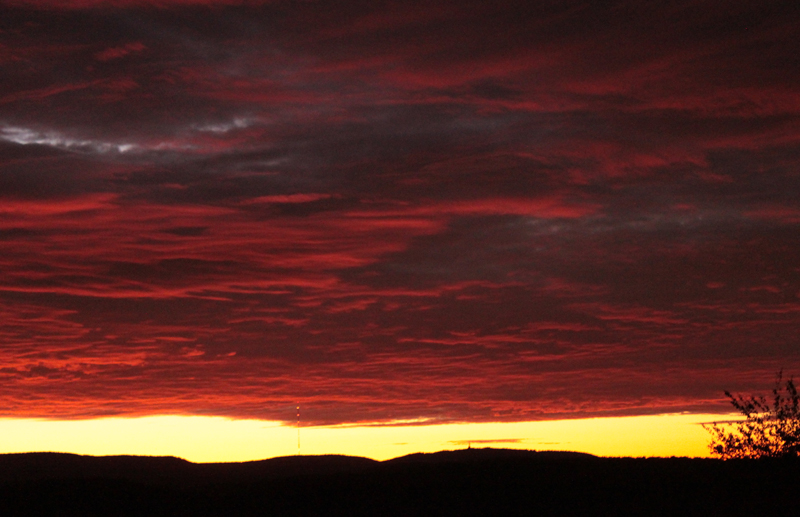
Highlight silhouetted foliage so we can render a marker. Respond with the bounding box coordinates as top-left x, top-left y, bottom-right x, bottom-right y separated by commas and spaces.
704, 372, 800, 459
